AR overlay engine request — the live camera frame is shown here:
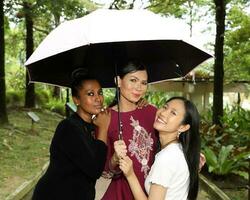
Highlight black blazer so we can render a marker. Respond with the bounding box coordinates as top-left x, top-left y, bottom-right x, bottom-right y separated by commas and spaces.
32, 113, 107, 200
